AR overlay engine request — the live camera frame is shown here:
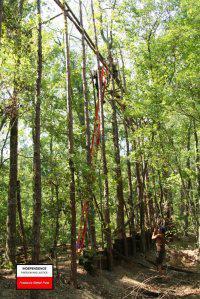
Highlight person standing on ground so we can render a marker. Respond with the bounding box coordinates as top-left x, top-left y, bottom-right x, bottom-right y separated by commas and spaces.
152, 225, 166, 275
